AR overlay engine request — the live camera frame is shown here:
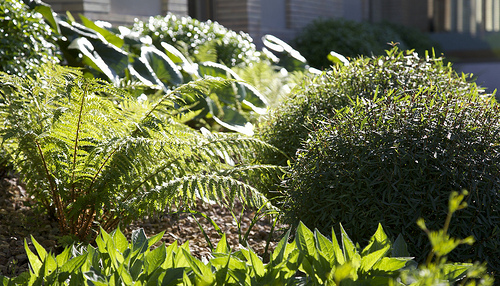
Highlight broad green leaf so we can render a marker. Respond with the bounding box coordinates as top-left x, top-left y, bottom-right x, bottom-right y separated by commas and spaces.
213, 255, 231, 285
140, 46, 183, 87
153, 268, 184, 286
360, 247, 390, 273
160, 42, 199, 77
60, 254, 88, 274
295, 222, 316, 257
1, 274, 10, 285
68, 37, 119, 82
182, 271, 193, 286
207, 101, 254, 135
328, 51, 349, 66
117, 263, 133, 285
361, 224, 390, 256
174, 241, 191, 268
30, 235, 48, 261
331, 228, 345, 265
298, 254, 316, 282
210, 256, 246, 271
238, 81, 268, 109
371, 257, 410, 273
129, 57, 166, 89
130, 259, 144, 281
262, 34, 307, 71
112, 227, 129, 254
214, 234, 230, 254
315, 230, 335, 263
34, 4, 60, 34
131, 228, 149, 255
248, 248, 265, 278
163, 241, 178, 269
24, 239, 42, 274
107, 236, 123, 270
145, 243, 167, 275
160, 42, 188, 64
147, 231, 165, 248
270, 229, 290, 265
84, 267, 108, 285
392, 234, 410, 257
340, 224, 357, 261
100, 227, 113, 245
333, 263, 355, 284
181, 248, 215, 285
79, 14, 124, 48
198, 61, 239, 80
56, 247, 72, 267
41, 253, 58, 276
443, 263, 473, 282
